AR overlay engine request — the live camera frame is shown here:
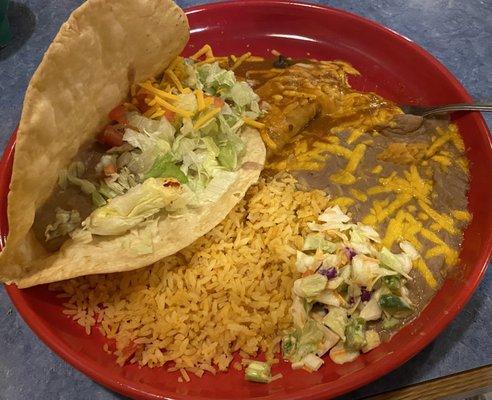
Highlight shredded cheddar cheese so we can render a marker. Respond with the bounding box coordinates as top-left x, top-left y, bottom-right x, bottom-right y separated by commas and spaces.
418, 200, 457, 234
243, 117, 265, 129
153, 96, 192, 118
371, 165, 383, 174
248, 56, 265, 62
329, 197, 355, 209
165, 70, 185, 93
313, 142, 352, 159
260, 130, 278, 151
347, 129, 365, 145
382, 210, 405, 248
195, 89, 205, 111
349, 188, 368, 202
452, 210, 472, 222
139, 82, 178, 100
415, 258, 437, 288
425, 127, 451, 157
190, 44, 213, 60
375, 194, 412, 223
130, 51, 470, 295
330, 171, 356, 185
331, 143, 366, 185
345, 144, 366, 174
143, 106, 158, 118
231, 52, 252, 71
150, 109, 165, 119
193, 108, 221, 130
432, 154, 452, 167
